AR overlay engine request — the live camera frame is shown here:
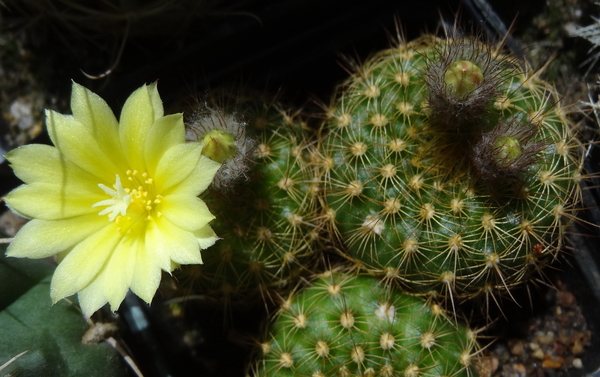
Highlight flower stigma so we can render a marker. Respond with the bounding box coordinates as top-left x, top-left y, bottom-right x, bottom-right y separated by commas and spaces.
92, 174, 131, 221
92, 171, 164, 227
